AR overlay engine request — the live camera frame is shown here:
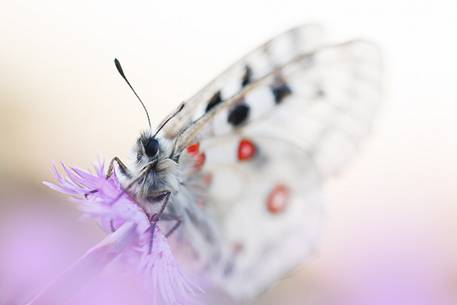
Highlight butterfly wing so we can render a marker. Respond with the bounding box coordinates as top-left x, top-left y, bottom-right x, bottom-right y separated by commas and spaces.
198, 134, 325, 299
177, 38, 382, 175
160, 24, 326, 139
170, 26, 382, 300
